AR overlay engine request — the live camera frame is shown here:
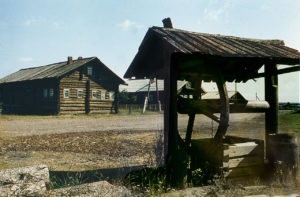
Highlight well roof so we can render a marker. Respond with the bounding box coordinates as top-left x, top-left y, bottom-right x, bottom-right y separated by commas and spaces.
124, 26, 300, 80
